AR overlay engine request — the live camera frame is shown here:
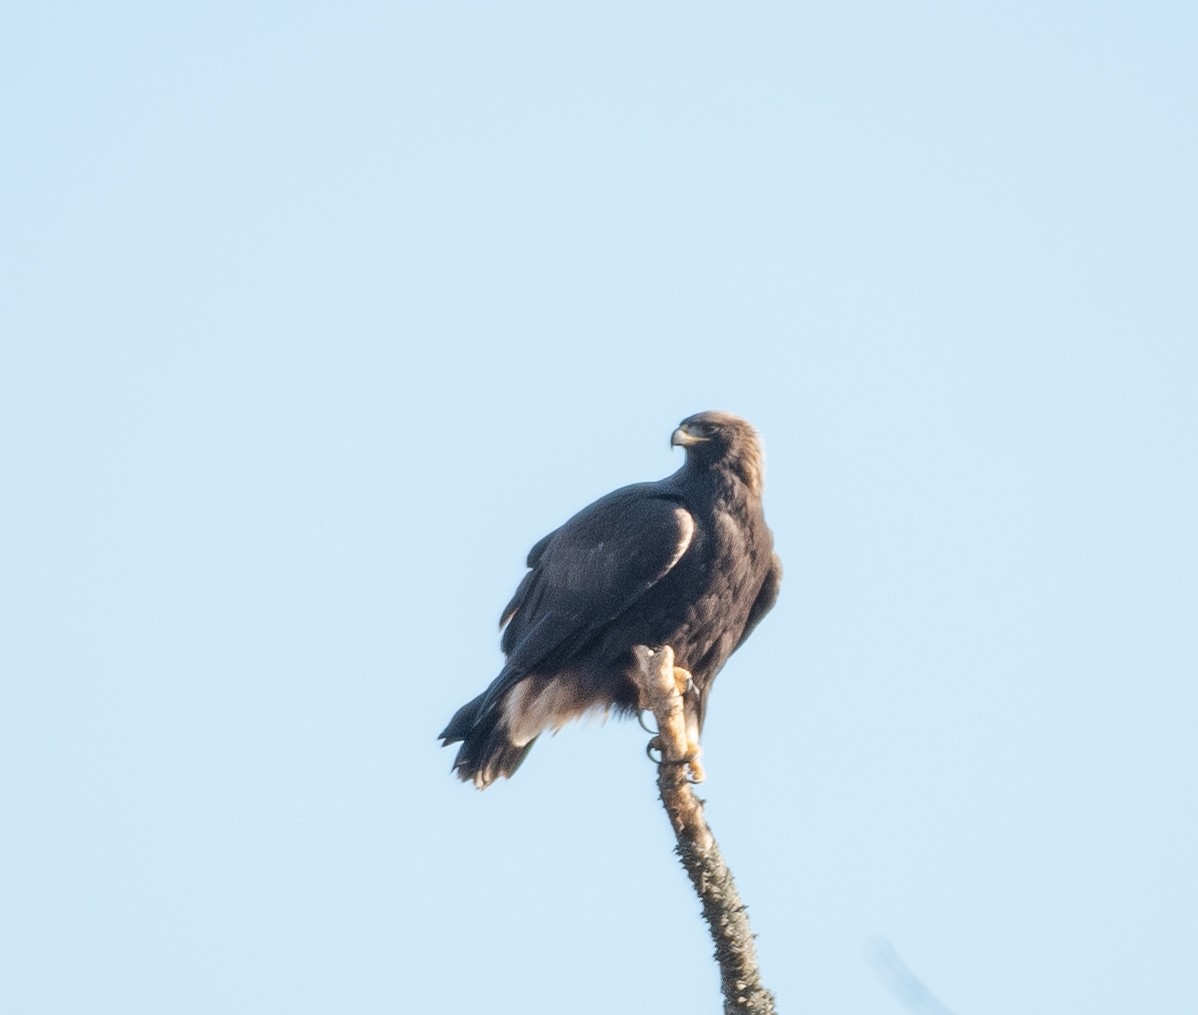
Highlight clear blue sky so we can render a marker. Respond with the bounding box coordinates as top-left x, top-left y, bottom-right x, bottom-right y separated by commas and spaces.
3, 4, 1195, 1013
